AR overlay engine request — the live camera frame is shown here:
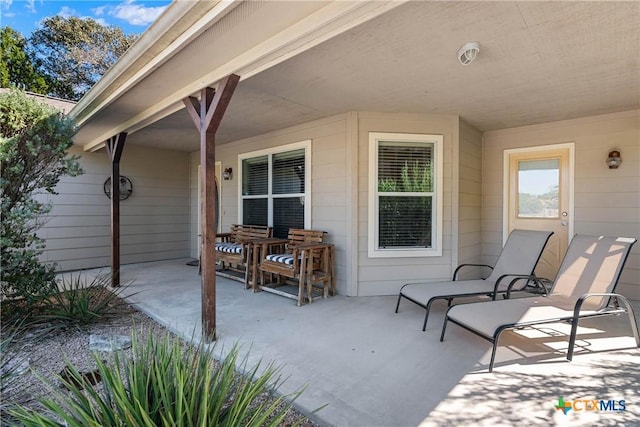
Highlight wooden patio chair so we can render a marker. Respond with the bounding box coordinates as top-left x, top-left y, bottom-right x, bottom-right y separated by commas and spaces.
440, 235, 639, 372
258, 229, 330, 306
214, 224, 272, 288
